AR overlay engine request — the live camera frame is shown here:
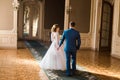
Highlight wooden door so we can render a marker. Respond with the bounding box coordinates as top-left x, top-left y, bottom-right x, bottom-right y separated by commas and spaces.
99, 1, 113, 52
